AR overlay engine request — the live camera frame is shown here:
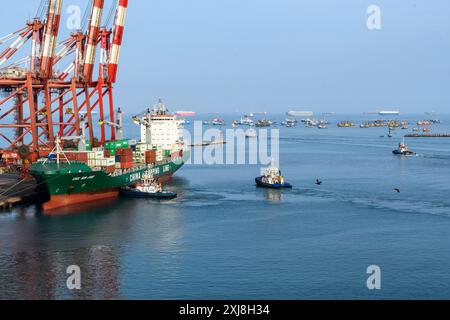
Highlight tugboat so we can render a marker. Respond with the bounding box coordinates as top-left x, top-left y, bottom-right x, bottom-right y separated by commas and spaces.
392, 139, 416, 156
120, 176, 177, 199
255, 161, 292, 189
